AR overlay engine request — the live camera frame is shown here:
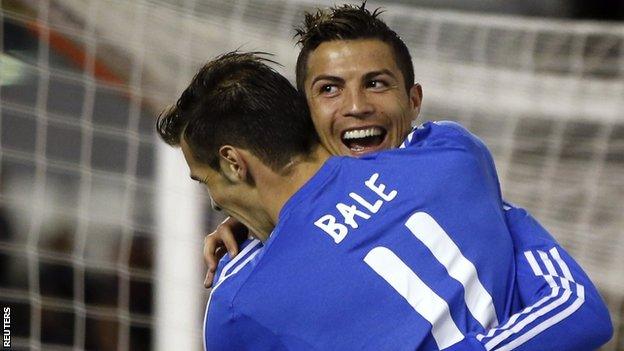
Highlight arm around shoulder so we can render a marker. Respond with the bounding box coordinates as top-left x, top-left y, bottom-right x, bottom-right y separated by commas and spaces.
480, 205, 614, 350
